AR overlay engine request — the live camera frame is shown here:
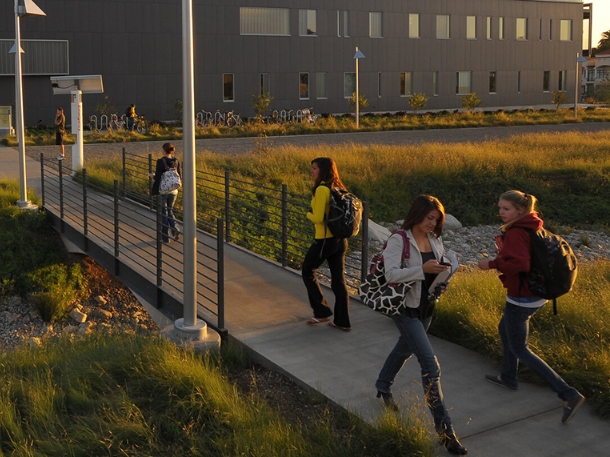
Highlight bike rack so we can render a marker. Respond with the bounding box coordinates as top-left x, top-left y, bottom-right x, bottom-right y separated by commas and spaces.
99, 115, 108, 131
